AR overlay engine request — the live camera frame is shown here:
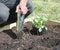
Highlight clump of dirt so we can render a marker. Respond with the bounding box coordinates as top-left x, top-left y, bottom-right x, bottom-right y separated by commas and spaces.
0, 21, 60, 50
